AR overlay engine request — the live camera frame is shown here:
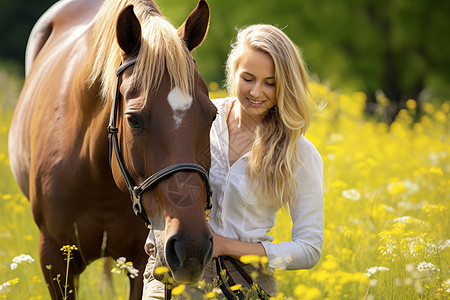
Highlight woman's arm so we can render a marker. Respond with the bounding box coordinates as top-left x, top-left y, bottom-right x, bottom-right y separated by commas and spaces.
213, 233, 267, 259
260, 138, 324, 270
